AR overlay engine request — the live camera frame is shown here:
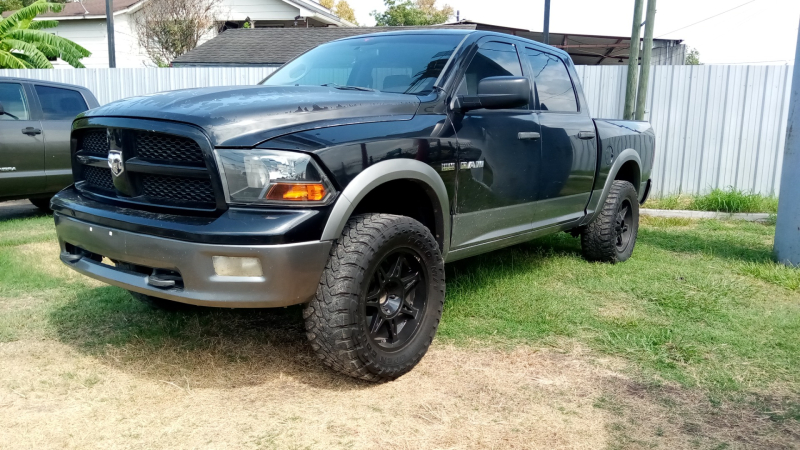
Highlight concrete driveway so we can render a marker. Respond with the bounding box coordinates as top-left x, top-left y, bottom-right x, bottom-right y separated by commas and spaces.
0, 200, 47, 221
